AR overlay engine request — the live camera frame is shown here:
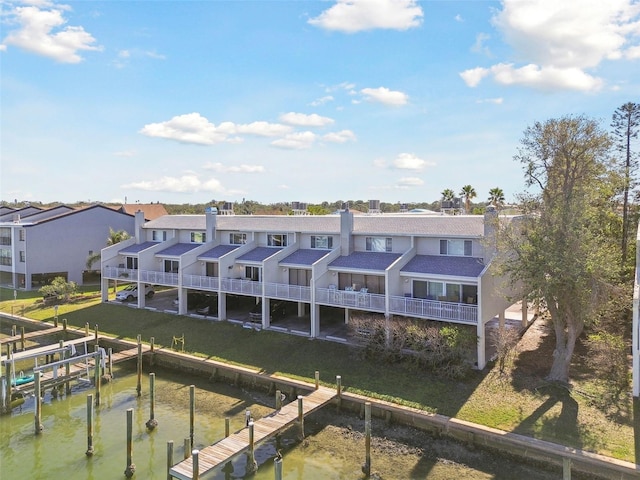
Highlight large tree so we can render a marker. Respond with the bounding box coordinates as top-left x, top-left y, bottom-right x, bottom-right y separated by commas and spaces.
460, 185, 477, 213
498, 115, 617, 383
488, 187, 505, 208
611, 102, 640, 272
